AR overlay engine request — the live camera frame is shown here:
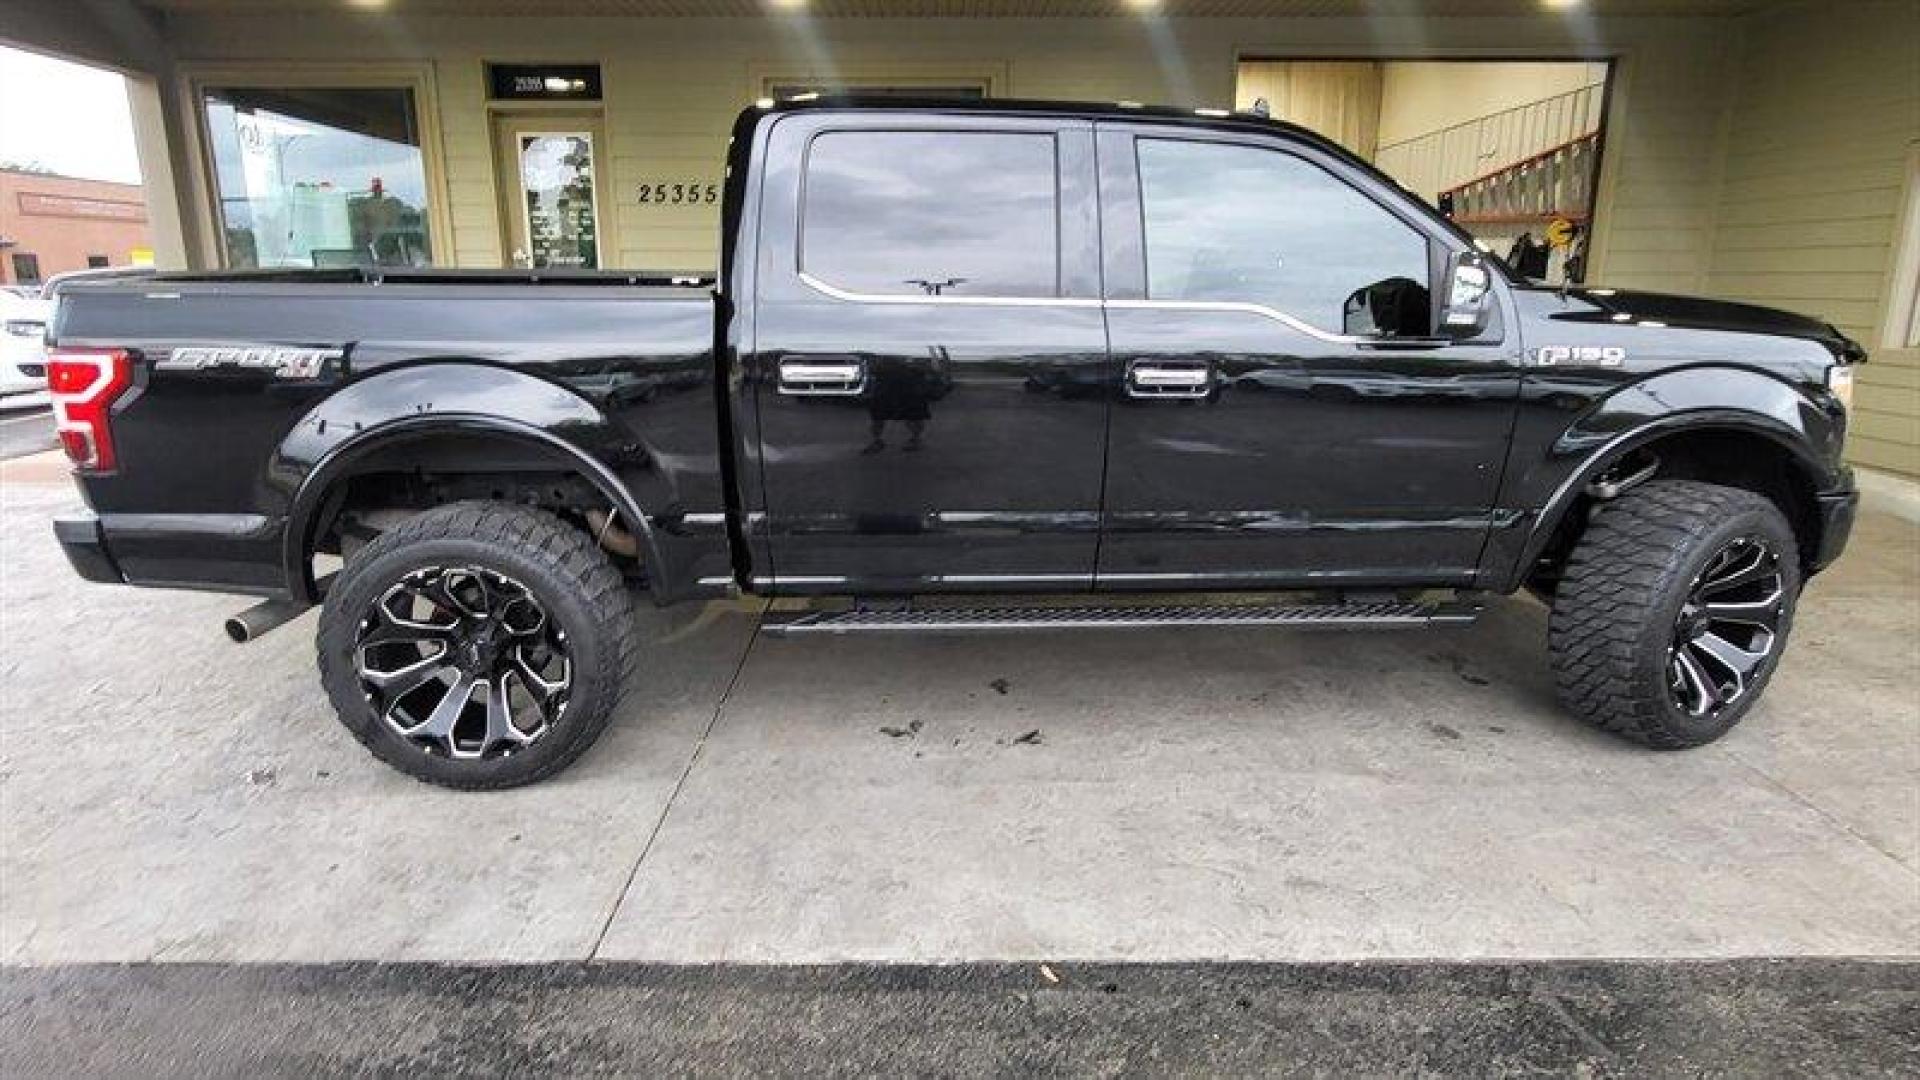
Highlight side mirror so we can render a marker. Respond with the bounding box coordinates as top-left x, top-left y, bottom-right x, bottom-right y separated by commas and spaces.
1441, 253, 1494, 339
